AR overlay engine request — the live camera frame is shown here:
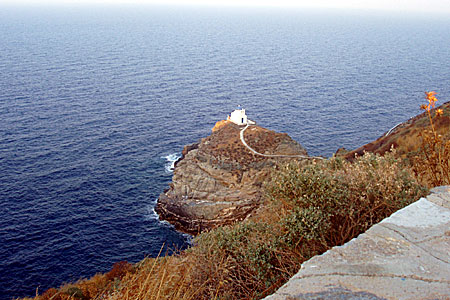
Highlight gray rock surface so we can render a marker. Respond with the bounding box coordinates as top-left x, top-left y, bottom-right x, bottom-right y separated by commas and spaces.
264, 186, 450, 300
